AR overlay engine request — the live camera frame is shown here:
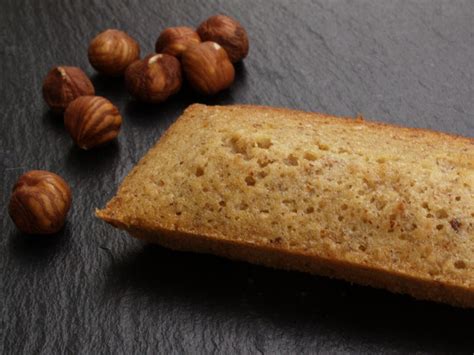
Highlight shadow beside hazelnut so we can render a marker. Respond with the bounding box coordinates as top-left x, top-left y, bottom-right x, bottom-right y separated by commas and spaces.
155, 26, 201, 57
64, 96, 122, 150
197, 14, 249, 63
124, 54, 182, 103
182, 41, 235, 95
42, 66, 95, 113
88, 29, 141, 76
9, 170, 72, 235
